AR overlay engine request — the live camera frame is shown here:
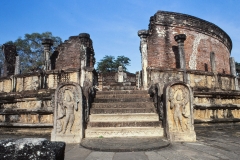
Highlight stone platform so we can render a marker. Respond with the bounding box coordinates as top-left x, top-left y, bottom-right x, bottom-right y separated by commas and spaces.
80, 137, 170, 152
